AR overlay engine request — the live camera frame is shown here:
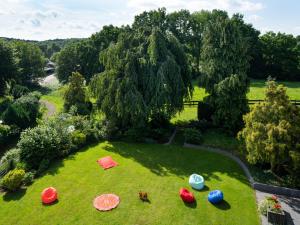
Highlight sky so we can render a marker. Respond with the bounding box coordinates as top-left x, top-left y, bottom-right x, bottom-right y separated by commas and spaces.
0, 0, 299, 41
